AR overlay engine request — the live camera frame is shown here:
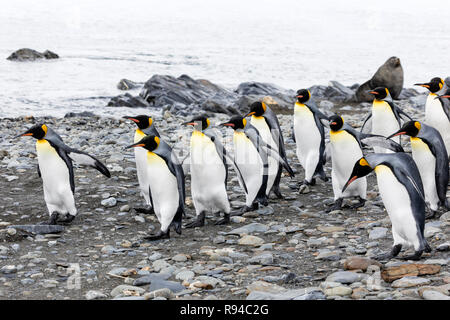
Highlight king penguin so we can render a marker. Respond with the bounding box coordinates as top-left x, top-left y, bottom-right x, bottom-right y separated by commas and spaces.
293, 89, 328, 186
244, 101, 293, 198
183, 115, 234, 227
387, 121, 449, 218
415, 78, 450, 156
221, 116, 293, 215
361, 87, 412, 153
327, 114, 404, 212
123, 115, 160, 214
126, 135, 184, 240
343, 153, 431, 260
16, 124, 111, 225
